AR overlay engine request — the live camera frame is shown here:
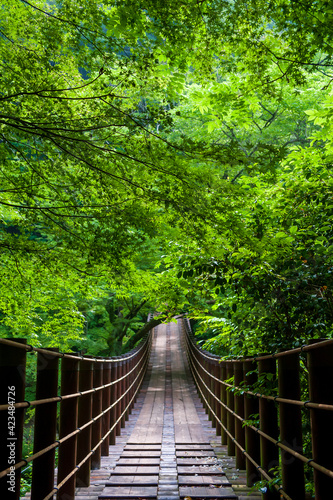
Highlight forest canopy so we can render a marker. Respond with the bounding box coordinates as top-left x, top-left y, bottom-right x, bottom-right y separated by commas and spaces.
1, 0, 333, 355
